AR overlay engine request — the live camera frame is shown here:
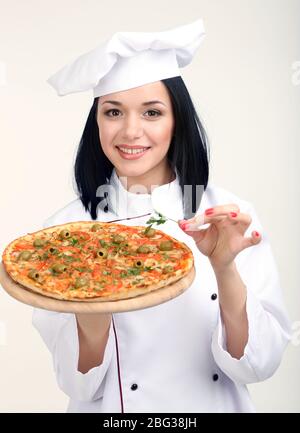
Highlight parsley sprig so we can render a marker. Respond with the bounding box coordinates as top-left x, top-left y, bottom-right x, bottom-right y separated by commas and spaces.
146, 212, 167, 227
144, 212, 168, 234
